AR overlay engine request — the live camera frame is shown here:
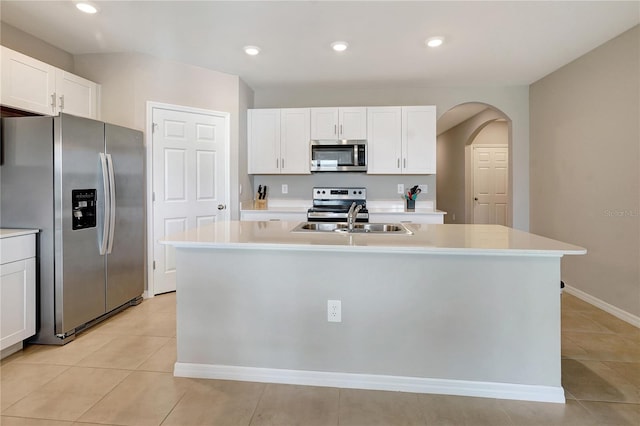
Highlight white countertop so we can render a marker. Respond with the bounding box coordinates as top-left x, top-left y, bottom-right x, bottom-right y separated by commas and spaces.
0, 228, 40, 239
162, 221, 586, 257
